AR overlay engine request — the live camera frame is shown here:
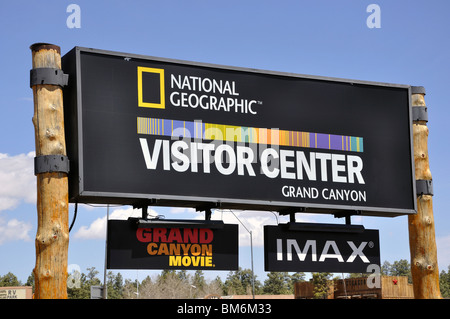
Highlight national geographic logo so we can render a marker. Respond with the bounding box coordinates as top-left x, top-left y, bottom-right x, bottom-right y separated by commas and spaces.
137, 66, 261, 114
137, 67, 166, 109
